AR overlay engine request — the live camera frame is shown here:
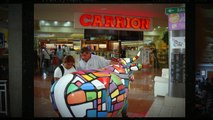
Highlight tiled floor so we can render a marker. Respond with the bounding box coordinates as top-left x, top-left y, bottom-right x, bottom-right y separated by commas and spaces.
34, 67, 174, 117
146, 95, 185, 117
